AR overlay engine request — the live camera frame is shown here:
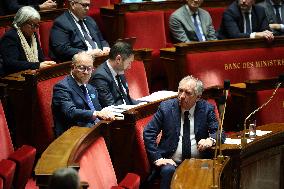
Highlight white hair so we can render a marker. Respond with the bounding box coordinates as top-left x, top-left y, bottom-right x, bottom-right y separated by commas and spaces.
12, 6, 40, 28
